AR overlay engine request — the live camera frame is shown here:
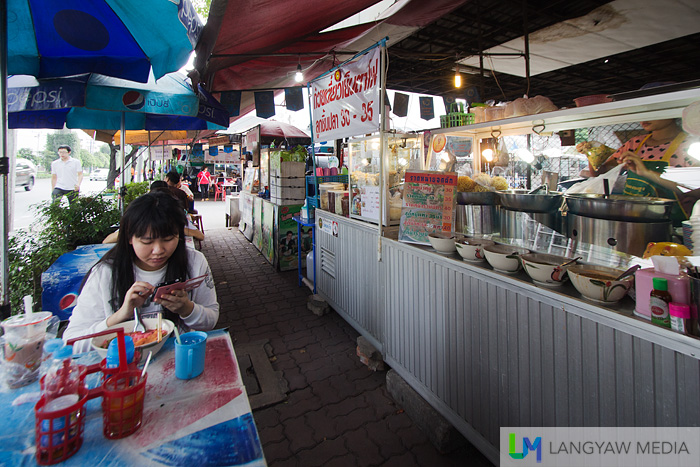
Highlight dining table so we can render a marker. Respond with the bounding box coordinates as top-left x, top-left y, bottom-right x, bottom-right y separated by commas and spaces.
0, 329, 267, 466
